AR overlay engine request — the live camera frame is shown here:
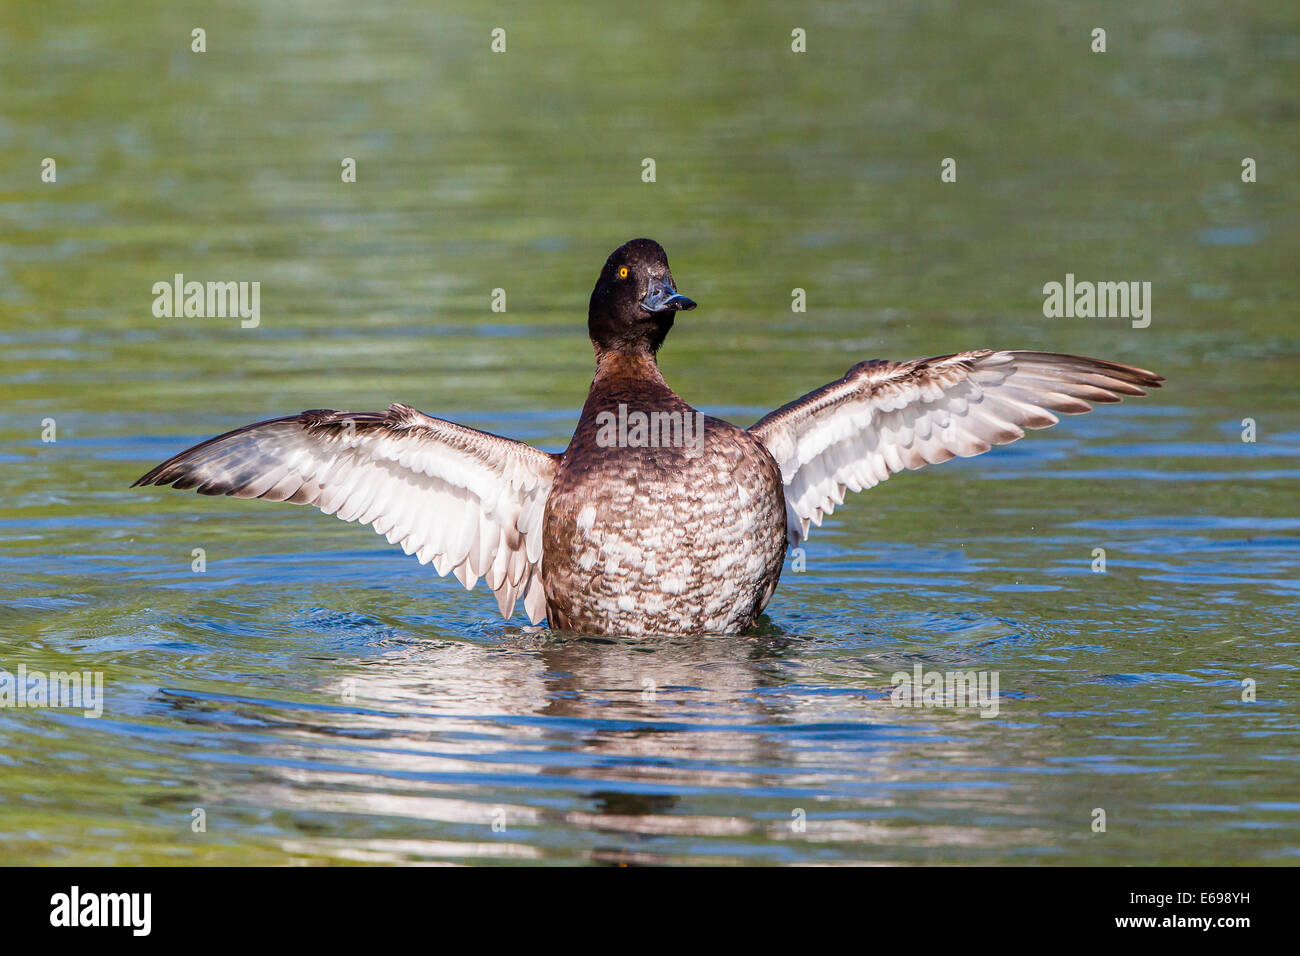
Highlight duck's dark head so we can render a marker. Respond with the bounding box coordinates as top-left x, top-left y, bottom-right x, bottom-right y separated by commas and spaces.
588, 238, 695, 357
